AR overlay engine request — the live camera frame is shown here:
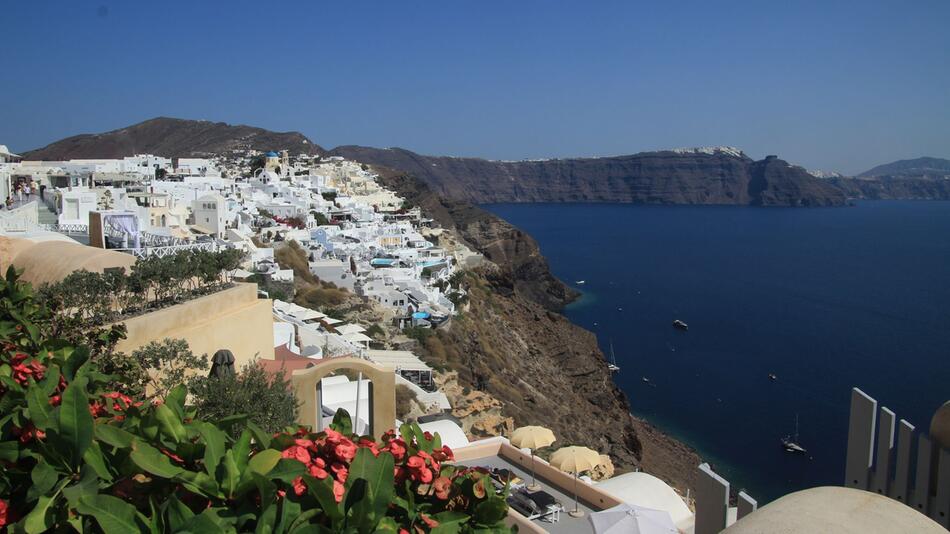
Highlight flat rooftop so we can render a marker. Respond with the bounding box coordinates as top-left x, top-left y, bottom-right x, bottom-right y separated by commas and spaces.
453, 438, 625, 534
